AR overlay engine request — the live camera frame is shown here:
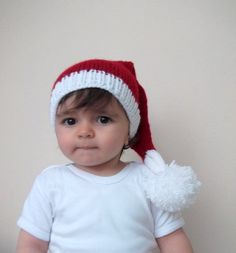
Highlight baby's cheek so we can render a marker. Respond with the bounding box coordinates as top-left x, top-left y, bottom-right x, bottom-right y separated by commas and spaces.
108, 137, 126, 150
57, 137, 72, 153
